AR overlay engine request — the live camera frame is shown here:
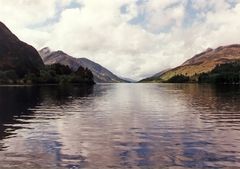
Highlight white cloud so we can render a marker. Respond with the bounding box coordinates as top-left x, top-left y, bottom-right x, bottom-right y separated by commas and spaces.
0, 0, 56, 26
1, 0, 240, 80
138, 0, 186, 32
